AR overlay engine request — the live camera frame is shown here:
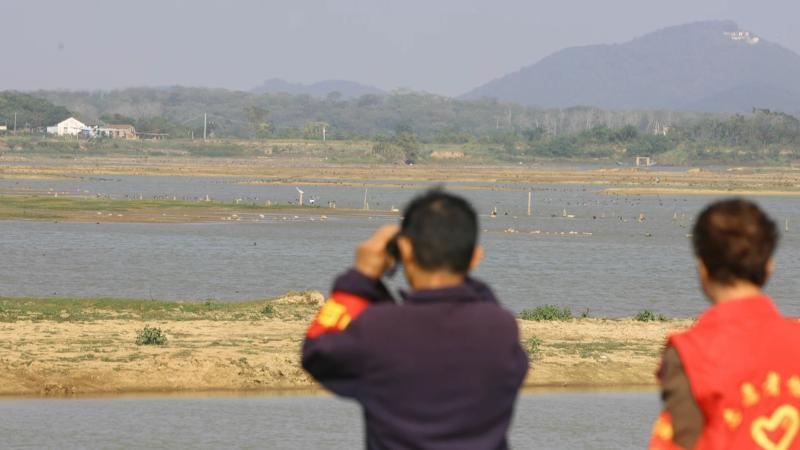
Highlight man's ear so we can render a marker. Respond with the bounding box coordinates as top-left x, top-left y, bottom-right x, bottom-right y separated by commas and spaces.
696, 257, 708, 279
469, 245, 484, 271
765, 258, 776, 281
397, 236, 414, 265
